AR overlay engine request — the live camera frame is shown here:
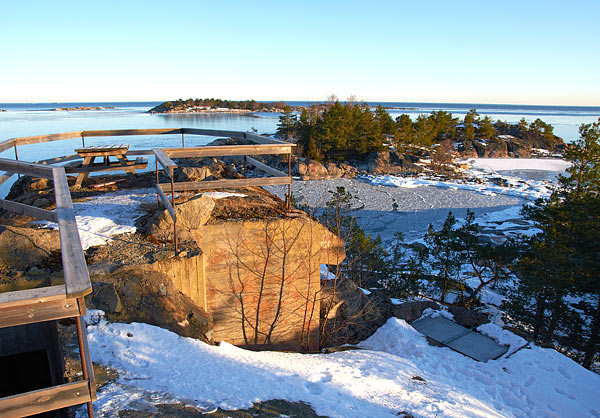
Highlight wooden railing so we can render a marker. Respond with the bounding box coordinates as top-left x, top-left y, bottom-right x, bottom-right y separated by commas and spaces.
0, 128, 291, 155
0, 159, 95, 418
0, 128, 295, 412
